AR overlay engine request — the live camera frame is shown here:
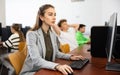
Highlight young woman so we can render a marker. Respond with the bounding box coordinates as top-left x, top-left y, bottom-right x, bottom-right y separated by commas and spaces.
0, 23, 25, 52
0, 23, 25, 75
20, 4, 84, 75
